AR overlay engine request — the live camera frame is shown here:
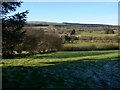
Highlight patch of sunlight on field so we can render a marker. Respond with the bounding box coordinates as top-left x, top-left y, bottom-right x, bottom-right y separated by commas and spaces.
2, 50, 118, 67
